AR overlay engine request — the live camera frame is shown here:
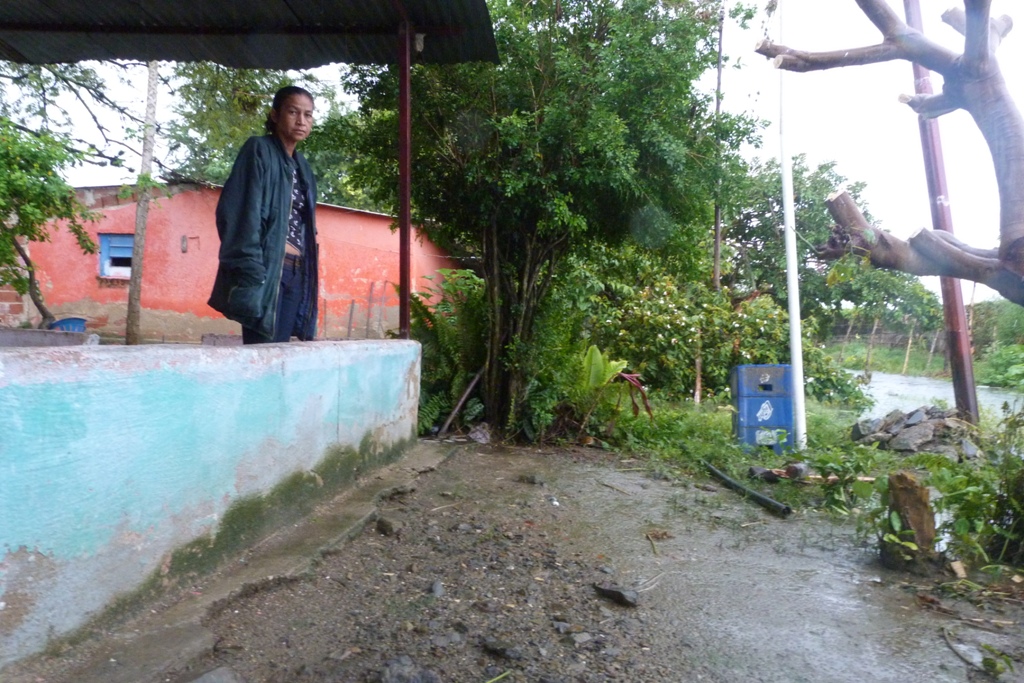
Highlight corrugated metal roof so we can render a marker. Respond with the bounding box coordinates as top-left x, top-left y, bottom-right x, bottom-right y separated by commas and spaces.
0, 0, 498, 68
